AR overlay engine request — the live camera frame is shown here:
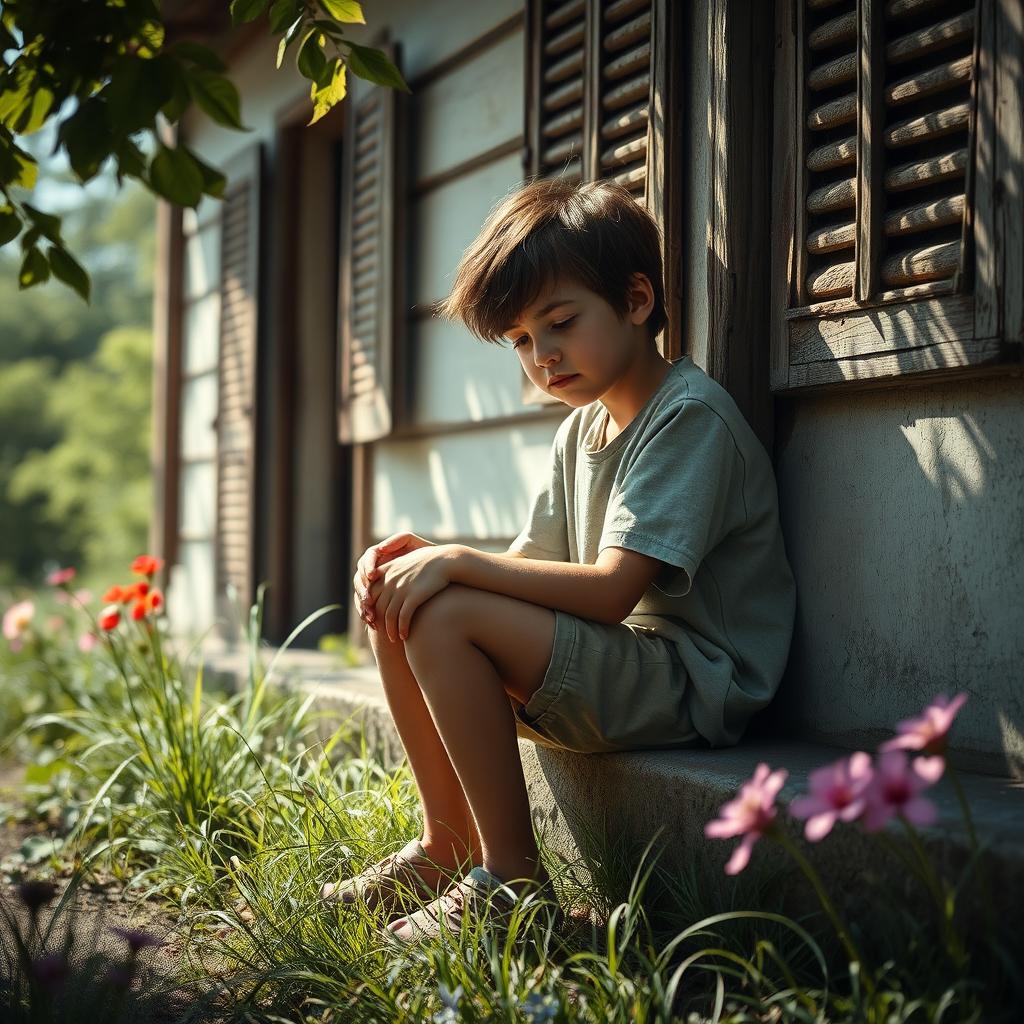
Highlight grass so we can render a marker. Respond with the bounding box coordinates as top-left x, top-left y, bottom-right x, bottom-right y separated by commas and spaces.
2, 580, 1022, 1022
